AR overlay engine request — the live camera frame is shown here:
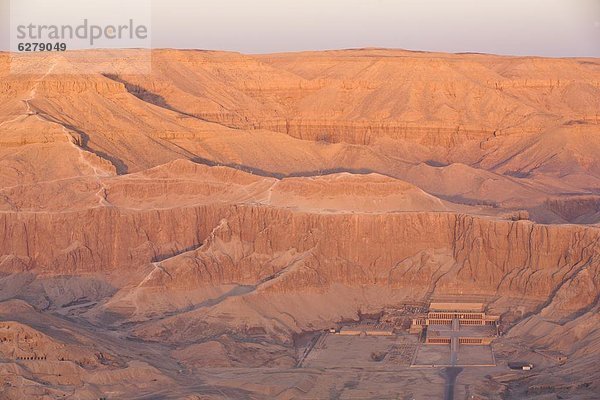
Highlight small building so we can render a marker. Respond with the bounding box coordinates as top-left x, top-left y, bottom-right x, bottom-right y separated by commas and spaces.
410, 302, 499, 346
508, 362, 534, 371
411, 302, 500, 329
458, 336, 493, 345
339, 325, 394, 337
